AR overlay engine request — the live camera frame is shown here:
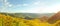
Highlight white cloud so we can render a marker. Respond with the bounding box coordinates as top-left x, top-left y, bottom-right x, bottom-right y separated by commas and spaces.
4, 0, 7, 2
23, 4, 29, 6
33, 1, 47, 7
3, 0, 22, 9
5, 2, 13, 7
34, 1, 40, 5
8, 4, 13, 7
11, 4, 22, 8
4, 0, 12, 7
